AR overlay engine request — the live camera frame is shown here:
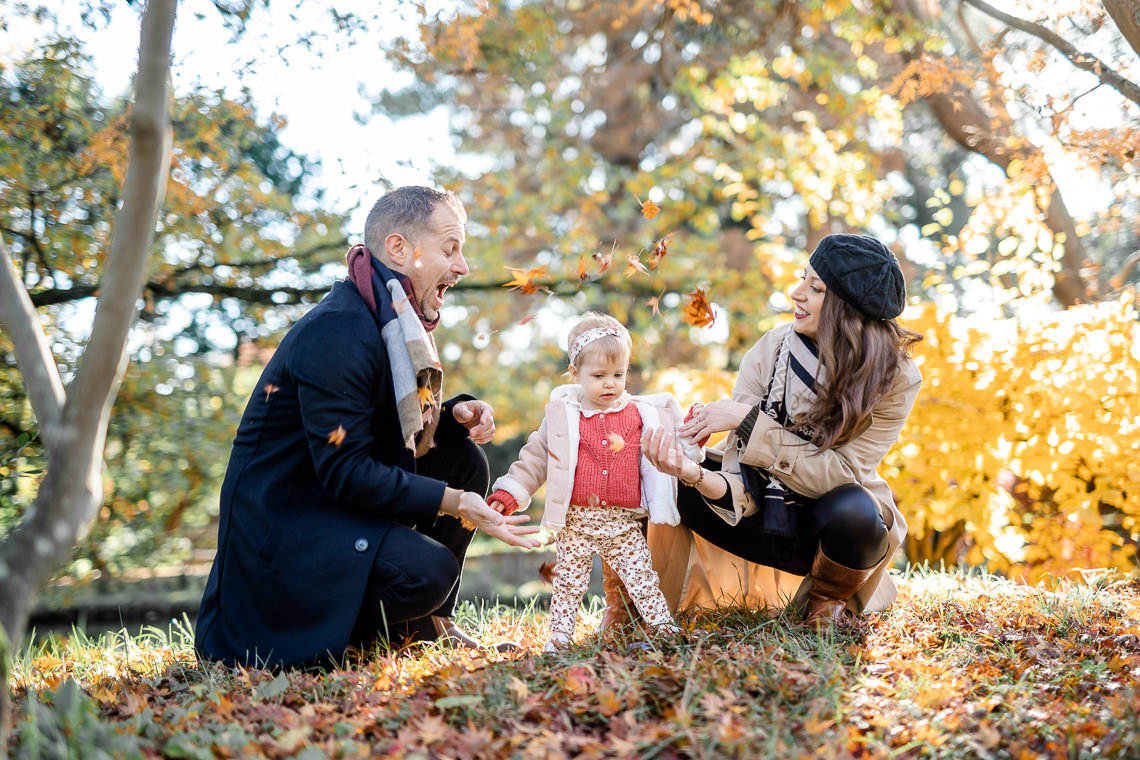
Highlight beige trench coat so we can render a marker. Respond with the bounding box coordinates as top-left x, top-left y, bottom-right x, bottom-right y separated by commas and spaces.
648, 323, 922, 616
